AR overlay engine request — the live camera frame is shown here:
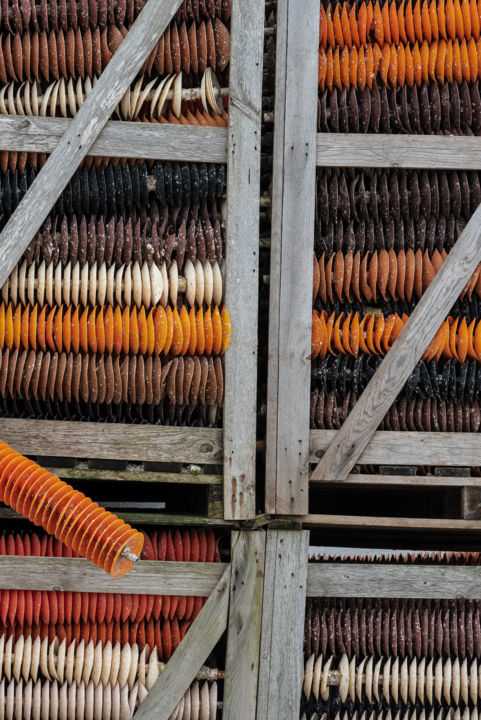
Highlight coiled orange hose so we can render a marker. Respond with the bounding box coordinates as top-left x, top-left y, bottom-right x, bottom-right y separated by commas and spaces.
0, 442, 143, 577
